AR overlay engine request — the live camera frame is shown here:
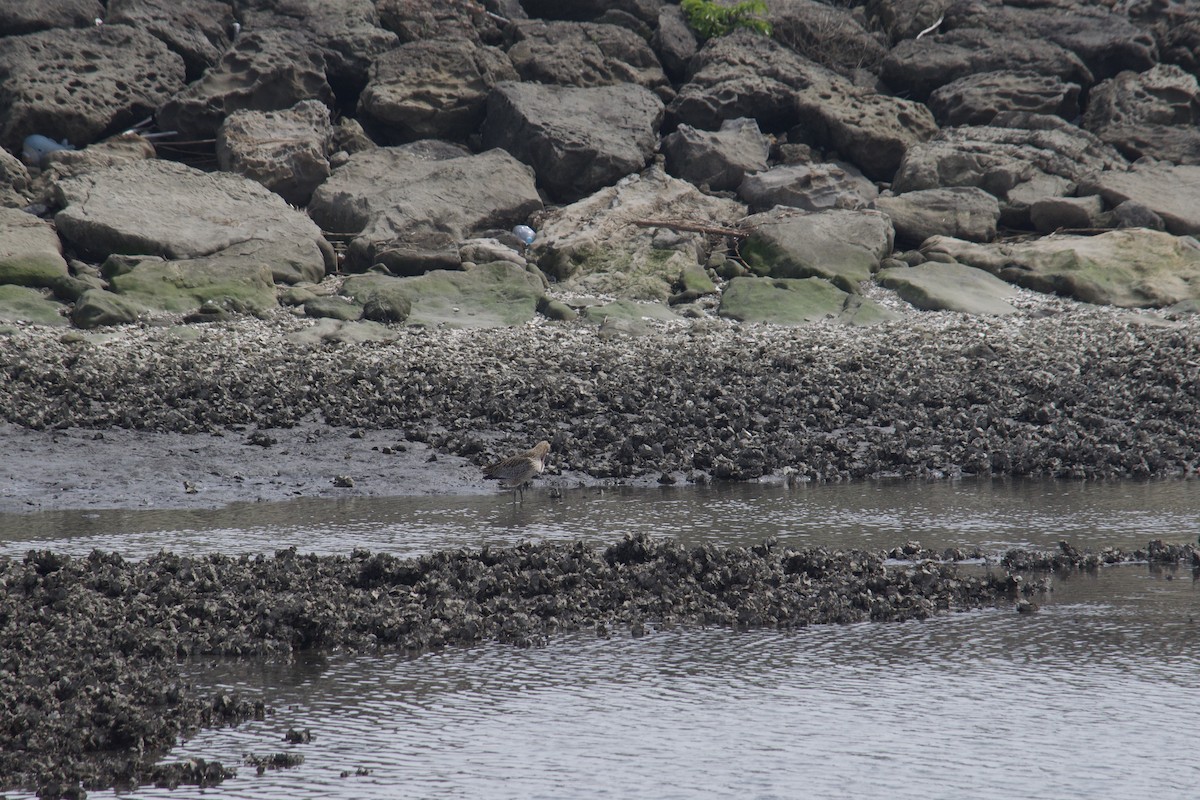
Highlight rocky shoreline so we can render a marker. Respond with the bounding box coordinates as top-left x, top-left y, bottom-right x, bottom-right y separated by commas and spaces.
4, 1, 1200, 796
